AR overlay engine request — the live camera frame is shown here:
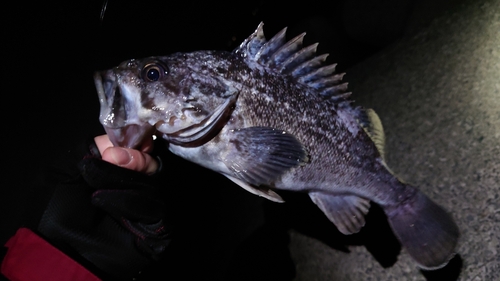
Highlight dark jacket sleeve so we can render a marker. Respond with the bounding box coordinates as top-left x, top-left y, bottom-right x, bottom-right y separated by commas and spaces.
1, 136, 287, 281
1, 137, 172, 281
